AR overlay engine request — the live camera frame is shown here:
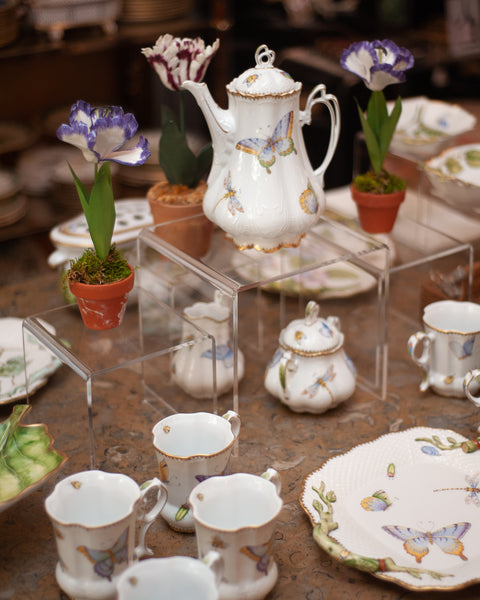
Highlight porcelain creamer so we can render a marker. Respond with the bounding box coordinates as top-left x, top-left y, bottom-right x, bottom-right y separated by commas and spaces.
183, 44, 340, 252
264, 301, 356, 413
